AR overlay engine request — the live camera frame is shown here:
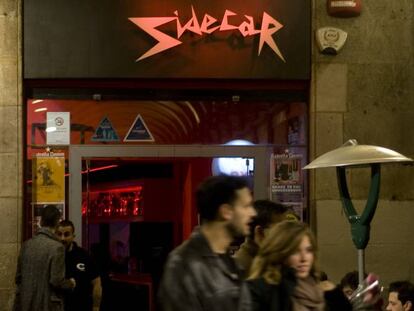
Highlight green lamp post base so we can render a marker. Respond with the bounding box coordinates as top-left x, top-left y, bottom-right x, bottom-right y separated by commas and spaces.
336, 164, 381, 284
